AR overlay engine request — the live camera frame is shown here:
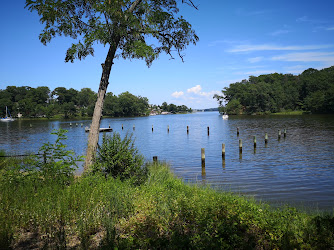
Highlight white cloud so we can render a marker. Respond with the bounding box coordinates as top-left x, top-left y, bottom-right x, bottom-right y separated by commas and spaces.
270, 29, 290, 36
296, 16, 309, 22
237, 70, 276, 76
171, 91, 184, 98
227, 44, 332, 53
187, 85, 202, 94
326, 27, 334, 31
170, 85, 221, 109
248, 56, 264, 63
284, 65, 308, 74
272, 52, 334, 63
